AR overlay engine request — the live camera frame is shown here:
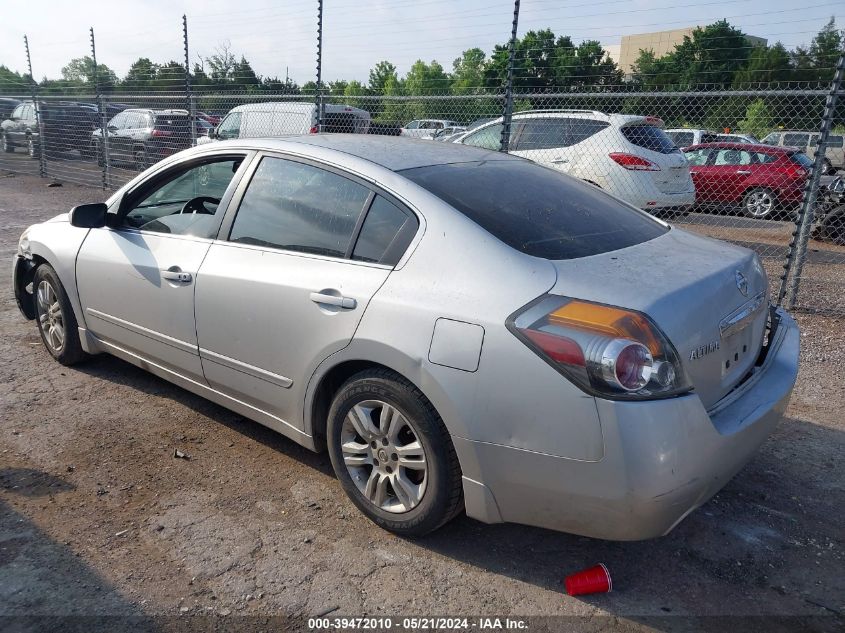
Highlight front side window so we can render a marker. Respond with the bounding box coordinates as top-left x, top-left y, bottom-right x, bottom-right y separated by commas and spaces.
352, 196, 418, 266
401, 160, 667, 260
121, 157, 244, 237
108, 112, 127, 130
216, 112, 241, 140
11, 105, 25, 119
229, 157, 370, 258
754, 152, 778, 164
669, 131, 694, 147
514, 118, 572, 151
405, 121, 419, 130
761, 133, 781, 145
460, 123, 503, 150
